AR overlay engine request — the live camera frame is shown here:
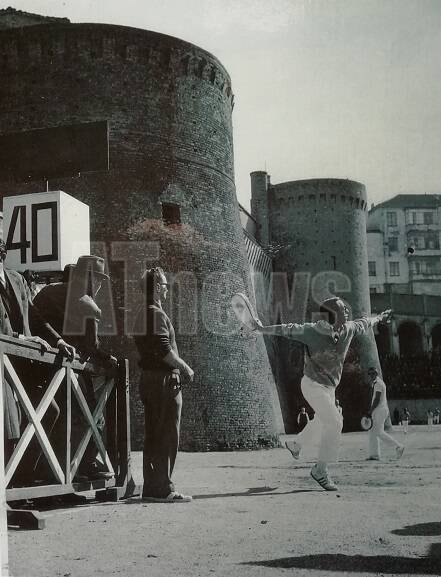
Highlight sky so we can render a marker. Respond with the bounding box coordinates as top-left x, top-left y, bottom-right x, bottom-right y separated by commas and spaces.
4, 0, 441, 210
